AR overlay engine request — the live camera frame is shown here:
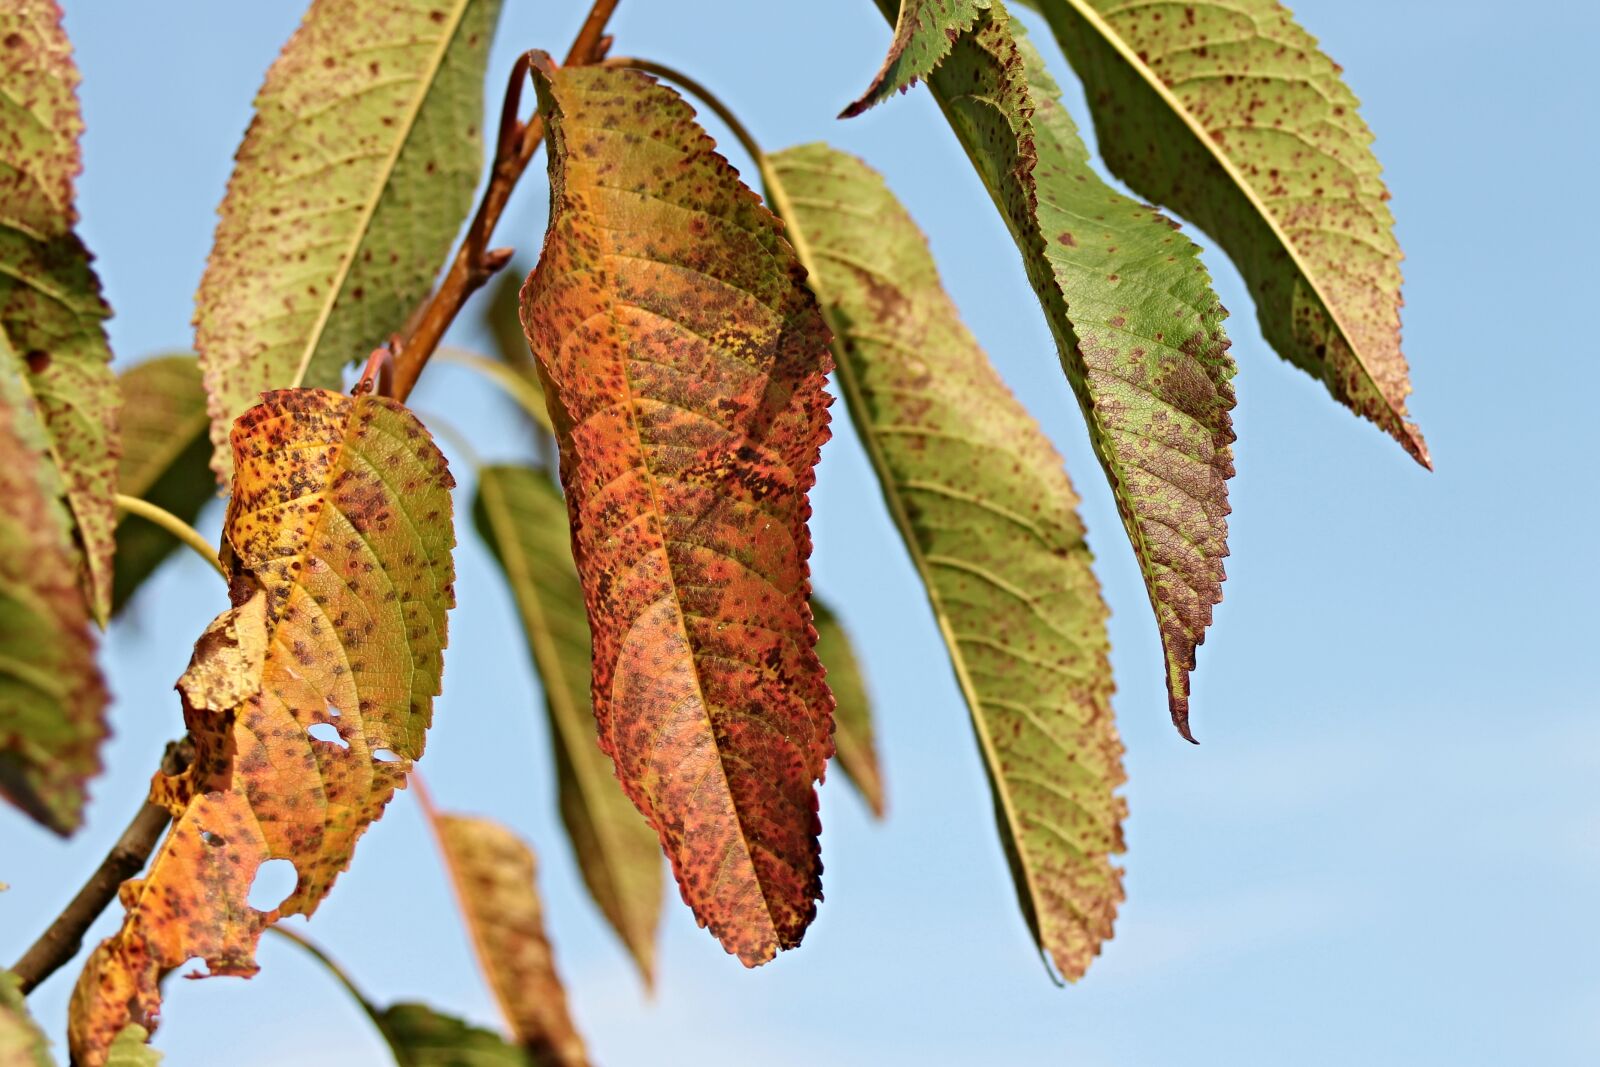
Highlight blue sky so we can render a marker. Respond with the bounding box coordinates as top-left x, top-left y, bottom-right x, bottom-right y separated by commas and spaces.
5, 1, 1597, 1064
